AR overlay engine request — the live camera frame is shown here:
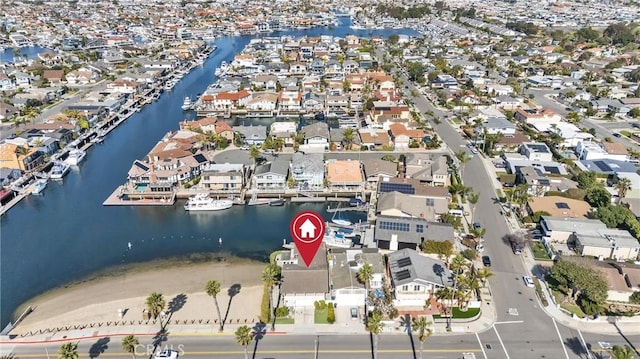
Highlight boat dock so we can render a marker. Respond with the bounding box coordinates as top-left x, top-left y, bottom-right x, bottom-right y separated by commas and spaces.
102, 186, 176, 206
